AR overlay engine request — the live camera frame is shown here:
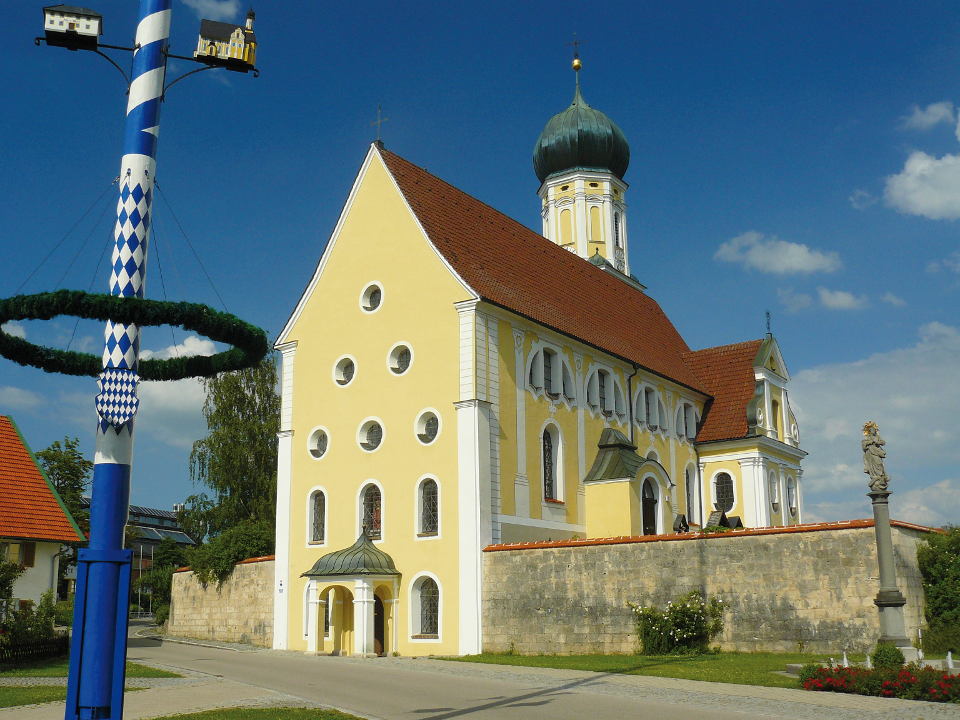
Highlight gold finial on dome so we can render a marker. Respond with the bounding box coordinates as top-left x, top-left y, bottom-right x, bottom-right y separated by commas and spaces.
568, 34, 582, 72
572, 56, 582, 72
